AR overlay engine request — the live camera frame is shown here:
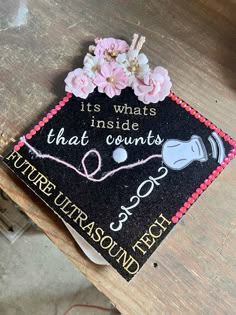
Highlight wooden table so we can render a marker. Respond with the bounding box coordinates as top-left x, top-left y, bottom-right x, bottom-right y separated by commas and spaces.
1, 1, 236, 314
